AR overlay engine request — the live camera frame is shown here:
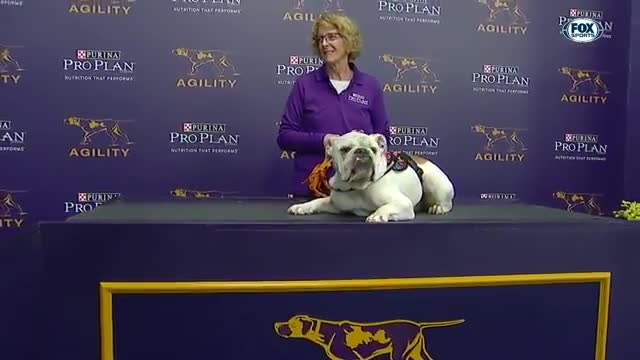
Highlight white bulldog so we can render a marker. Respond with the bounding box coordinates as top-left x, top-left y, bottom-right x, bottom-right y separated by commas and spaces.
287, 130, 455, 222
